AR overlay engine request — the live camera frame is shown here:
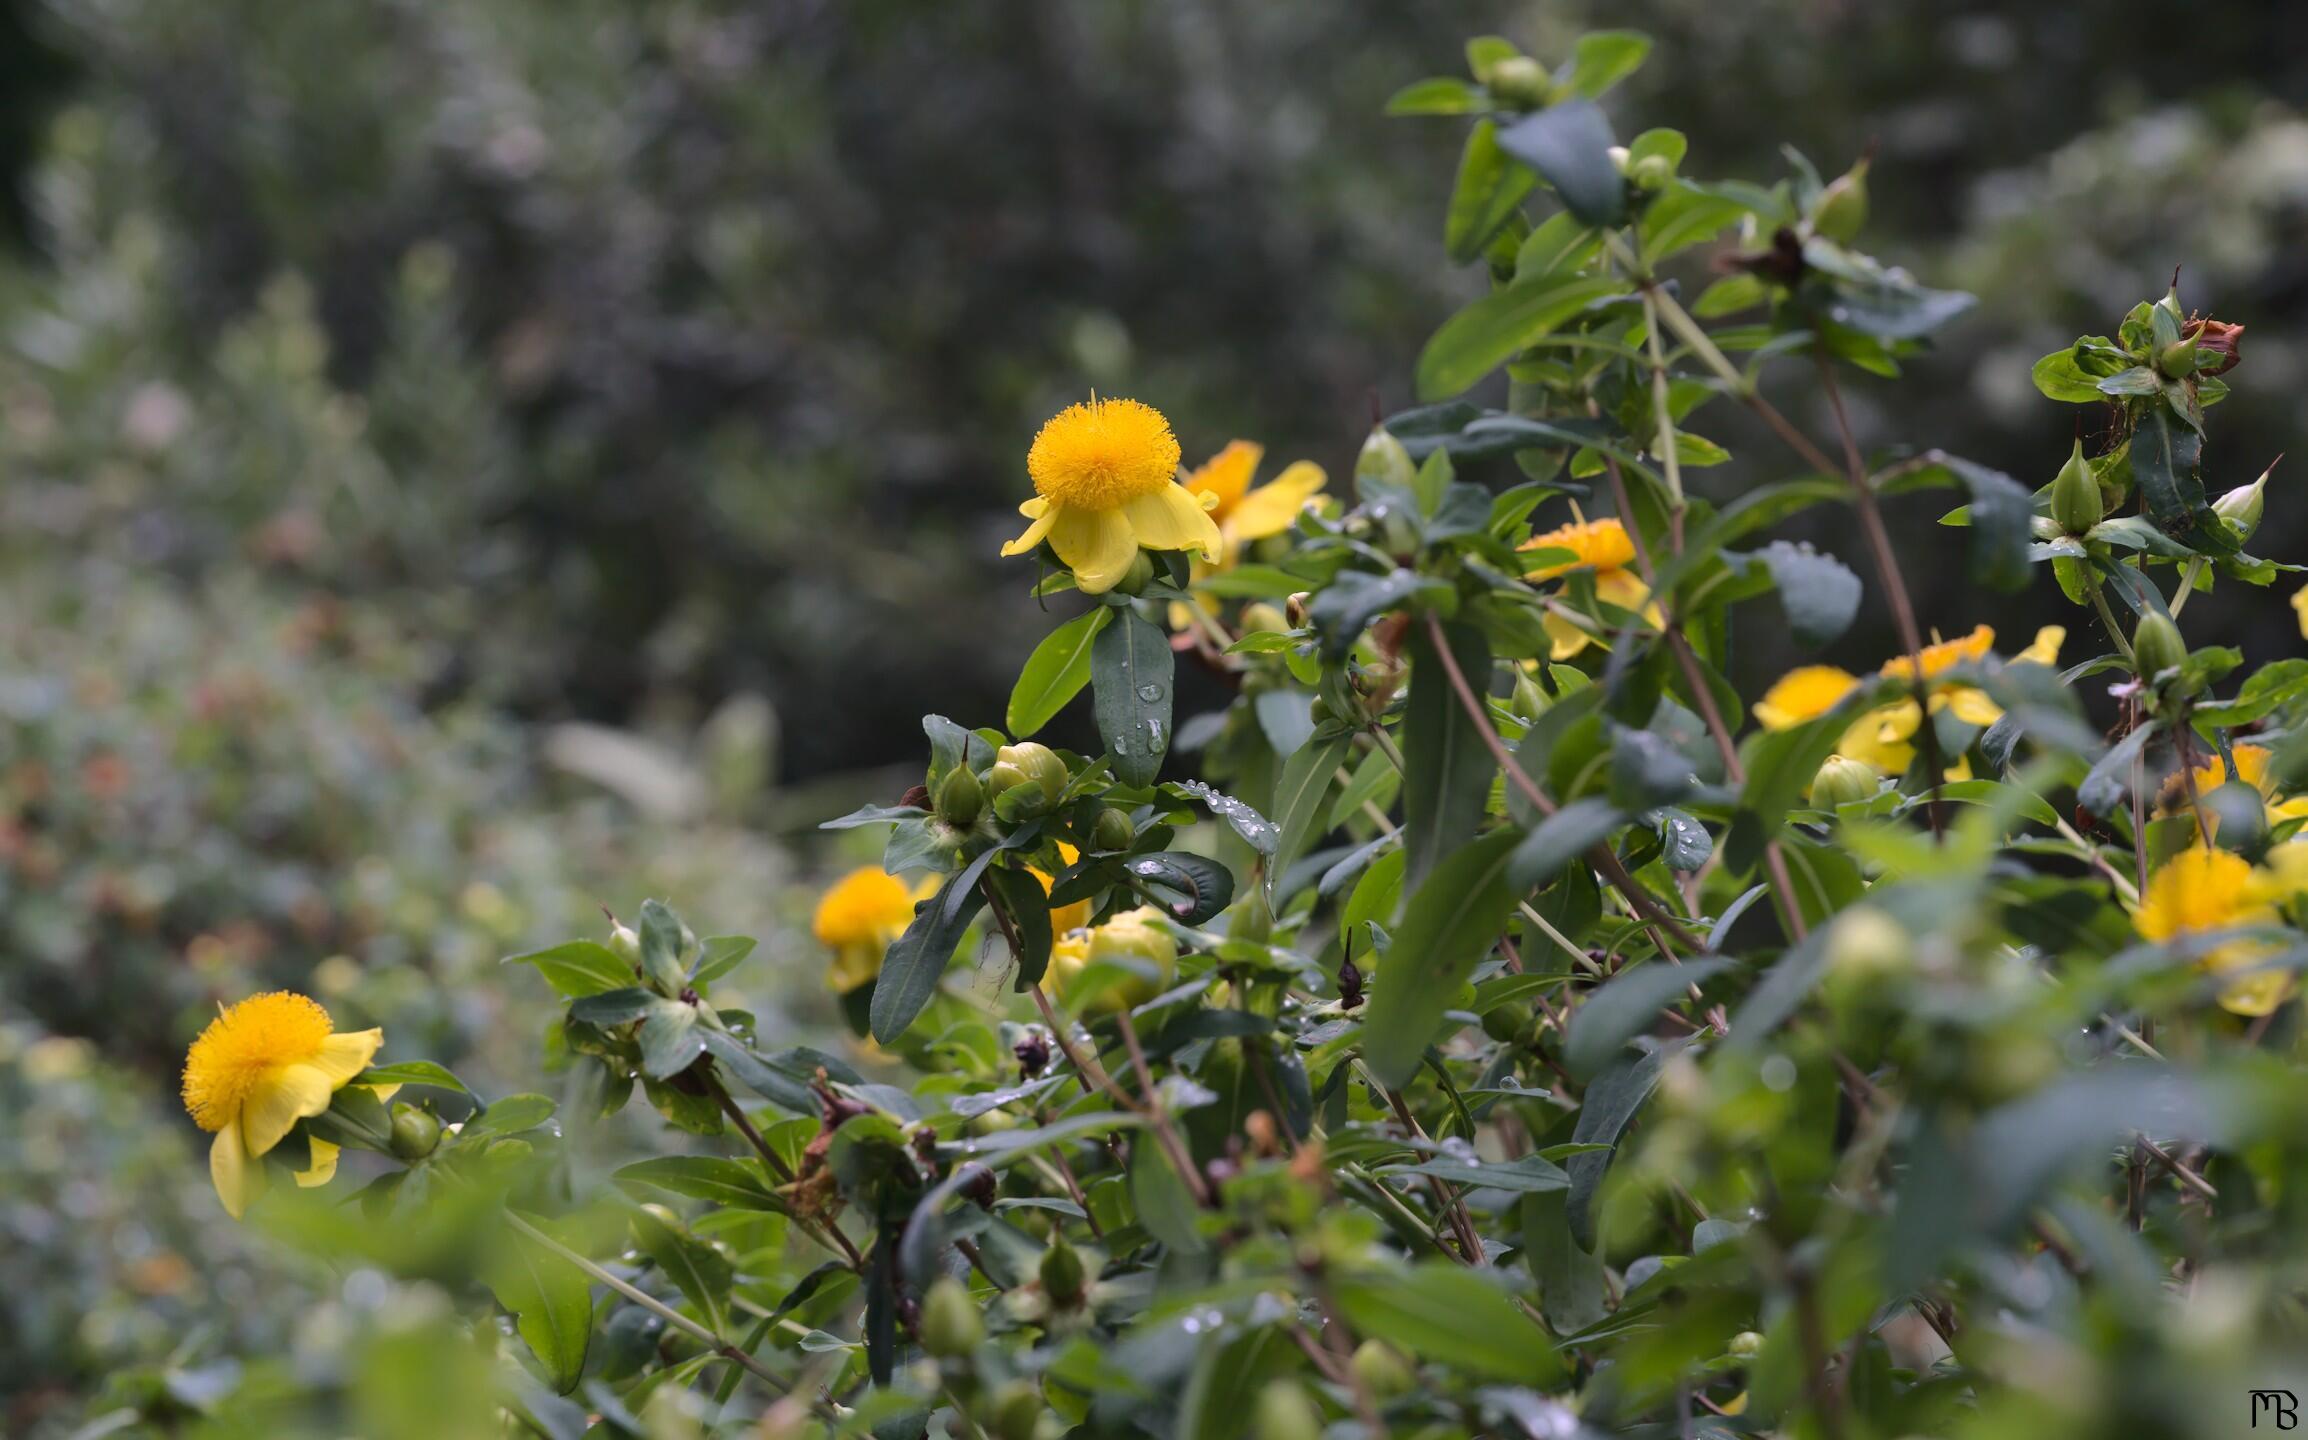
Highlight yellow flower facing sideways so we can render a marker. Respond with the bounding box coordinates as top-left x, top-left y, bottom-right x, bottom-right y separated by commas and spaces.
815, 866, 937, 994
1186, 440, 1329, 556
1519, 516, 1662, 660
2134, 845, 2306, 1017
181, 991, 387, 1219
1002, 397, 1222, 594
1753, 625, 2065, 779
1045, 905, 1179, 1014
2161, 742, 2308, 832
